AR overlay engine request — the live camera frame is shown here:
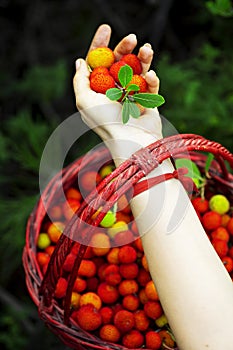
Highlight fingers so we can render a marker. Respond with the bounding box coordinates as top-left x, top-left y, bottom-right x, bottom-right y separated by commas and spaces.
113, 34, 137, 61
86, 24, 112, 56
138, 43, 154, 75
145, 70, 160, 94
73, 59, 93, 108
